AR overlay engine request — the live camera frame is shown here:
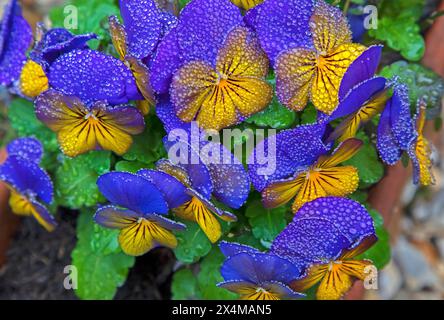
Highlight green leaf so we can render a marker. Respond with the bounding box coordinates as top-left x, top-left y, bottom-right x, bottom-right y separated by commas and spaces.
197, 248, 238, 300
343, 133, 384, 186
356, 209, 391, 270
369, 17, 424, 61
72, 209, 135, 300
55, 151, 111, 209
379, 61, 444, 117
122, 115, 166, 164
246, 96, 296, 129
49, 0, 120, 50
7, 98, 59, 169
299, 103, 318, 125
245, 199, 287, 247
115, 160, 148, 173
171, 268, 201, 300
173, 219, 212, 263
